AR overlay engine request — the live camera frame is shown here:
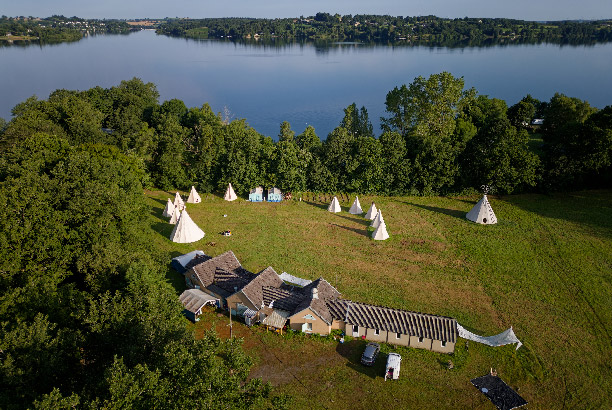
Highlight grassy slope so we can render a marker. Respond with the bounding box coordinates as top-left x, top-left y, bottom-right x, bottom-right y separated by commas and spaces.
146, 190, 612, 409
